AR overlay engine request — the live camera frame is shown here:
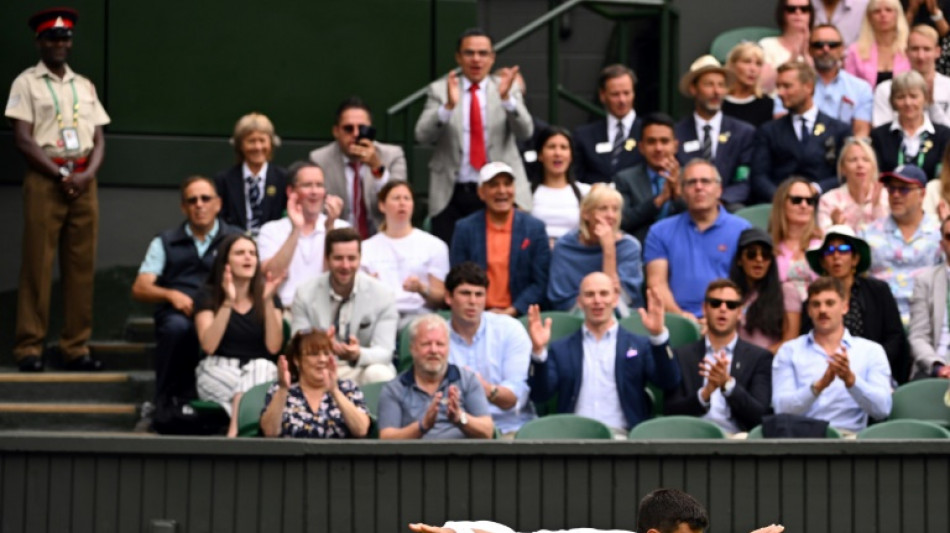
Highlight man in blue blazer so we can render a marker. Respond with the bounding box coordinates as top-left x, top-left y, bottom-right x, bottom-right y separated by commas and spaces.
527, 273, 681, 433
572, 64, 644, 184
751, 61, 850, 204
675, 55, 756, 209
450, 162, 550, 317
